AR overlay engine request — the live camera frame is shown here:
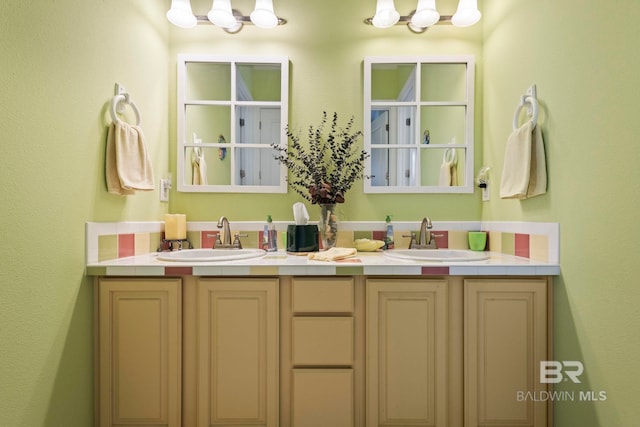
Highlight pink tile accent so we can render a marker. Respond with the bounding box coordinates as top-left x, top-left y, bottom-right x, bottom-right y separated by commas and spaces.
118, 234, 135, 258
421, 266, 450, 275
515, 233, 530, 258
201, 231, 218, 249
372, 230, 386, 241
434, 231, 449, 249
165, 266, 193, 276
